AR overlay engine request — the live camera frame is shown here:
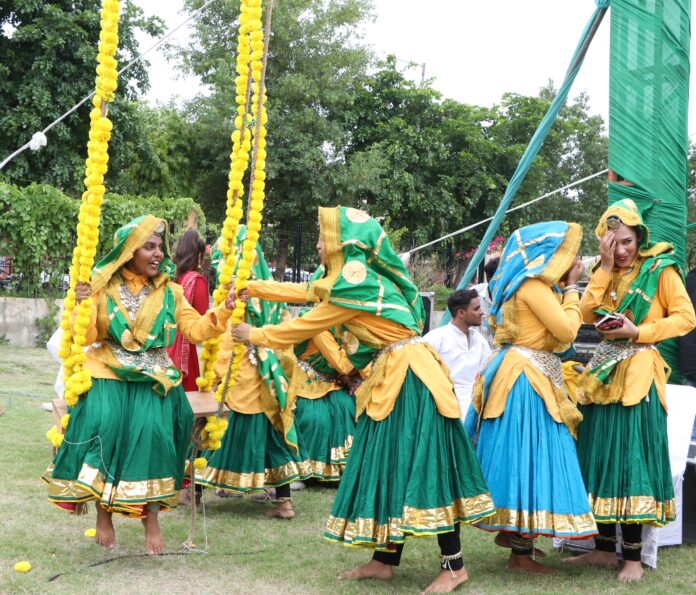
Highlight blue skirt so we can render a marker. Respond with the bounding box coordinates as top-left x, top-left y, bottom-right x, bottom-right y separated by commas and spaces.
476, 372, 597, 539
